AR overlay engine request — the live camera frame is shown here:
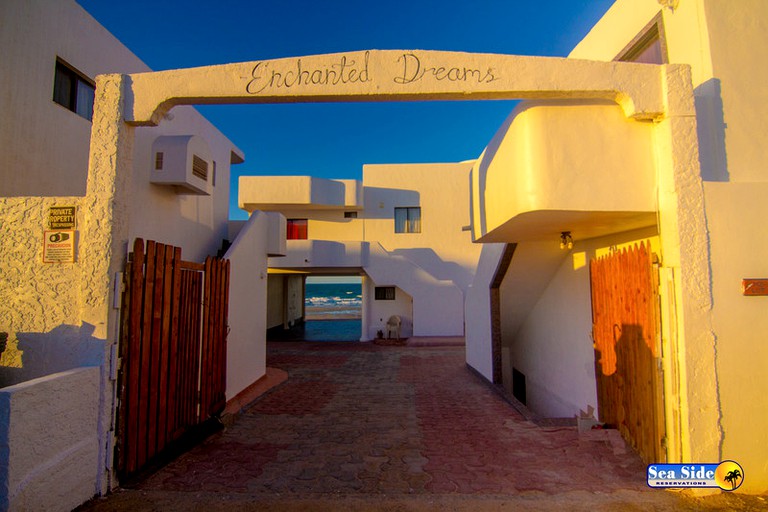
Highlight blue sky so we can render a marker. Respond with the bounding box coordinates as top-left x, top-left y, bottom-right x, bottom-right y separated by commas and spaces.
76, 0, 615, 220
